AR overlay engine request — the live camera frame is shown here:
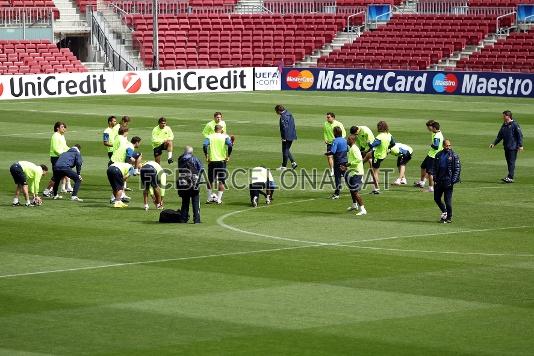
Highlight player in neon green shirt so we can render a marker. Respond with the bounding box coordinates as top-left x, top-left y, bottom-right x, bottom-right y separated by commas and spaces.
112, 116, 130, 138
323, 112, 346, 176
350, 125, 375, 154
151, 117, 174, 164
340, 135, 367, 216
43, 121, 70, 197
10, 161, 49, 206
414, 120, 443, 192
202, 111, 227, 138
107, 162, 136, 208
365, 121, 395, 194
103, 116, 117, 159
203, 124, 233, 204
139, 160, 166, 210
